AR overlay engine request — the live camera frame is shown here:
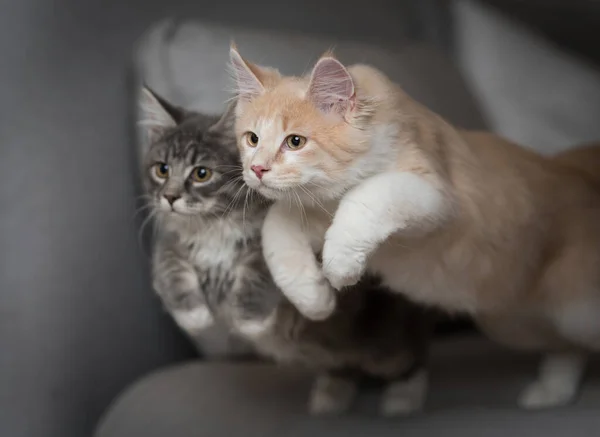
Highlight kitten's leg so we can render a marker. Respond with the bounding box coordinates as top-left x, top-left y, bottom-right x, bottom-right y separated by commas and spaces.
228, 282, 281, 339
380, 368, 429, 417
153, 249, 214, 334
211, 255, 284, 338
518, 352, 587, 409
262, 201, 336, 320
170, 301, 214, 334
308, 372, 359, 416
322, 172, 446, 290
